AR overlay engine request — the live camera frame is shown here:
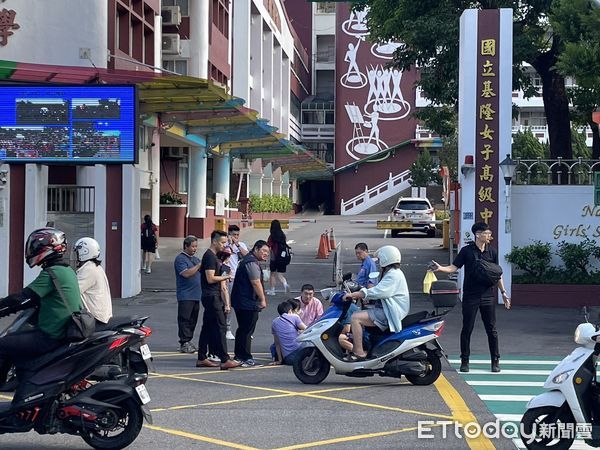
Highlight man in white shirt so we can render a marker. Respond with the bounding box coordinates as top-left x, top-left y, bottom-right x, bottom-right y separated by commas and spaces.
73, 237, 112, 324
225, 225, 248, 339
